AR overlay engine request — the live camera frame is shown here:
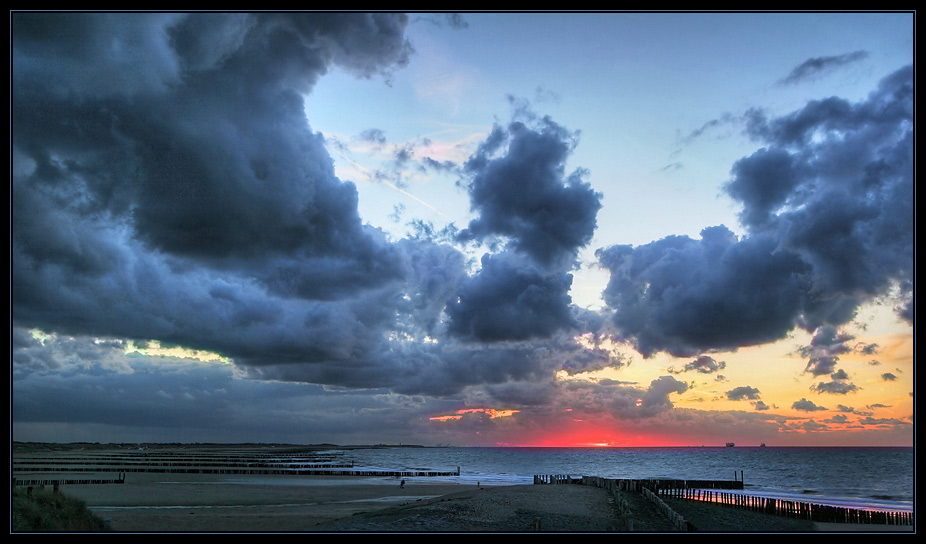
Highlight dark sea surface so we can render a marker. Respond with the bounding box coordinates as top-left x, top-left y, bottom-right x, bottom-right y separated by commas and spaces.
338, 446, 914, 513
